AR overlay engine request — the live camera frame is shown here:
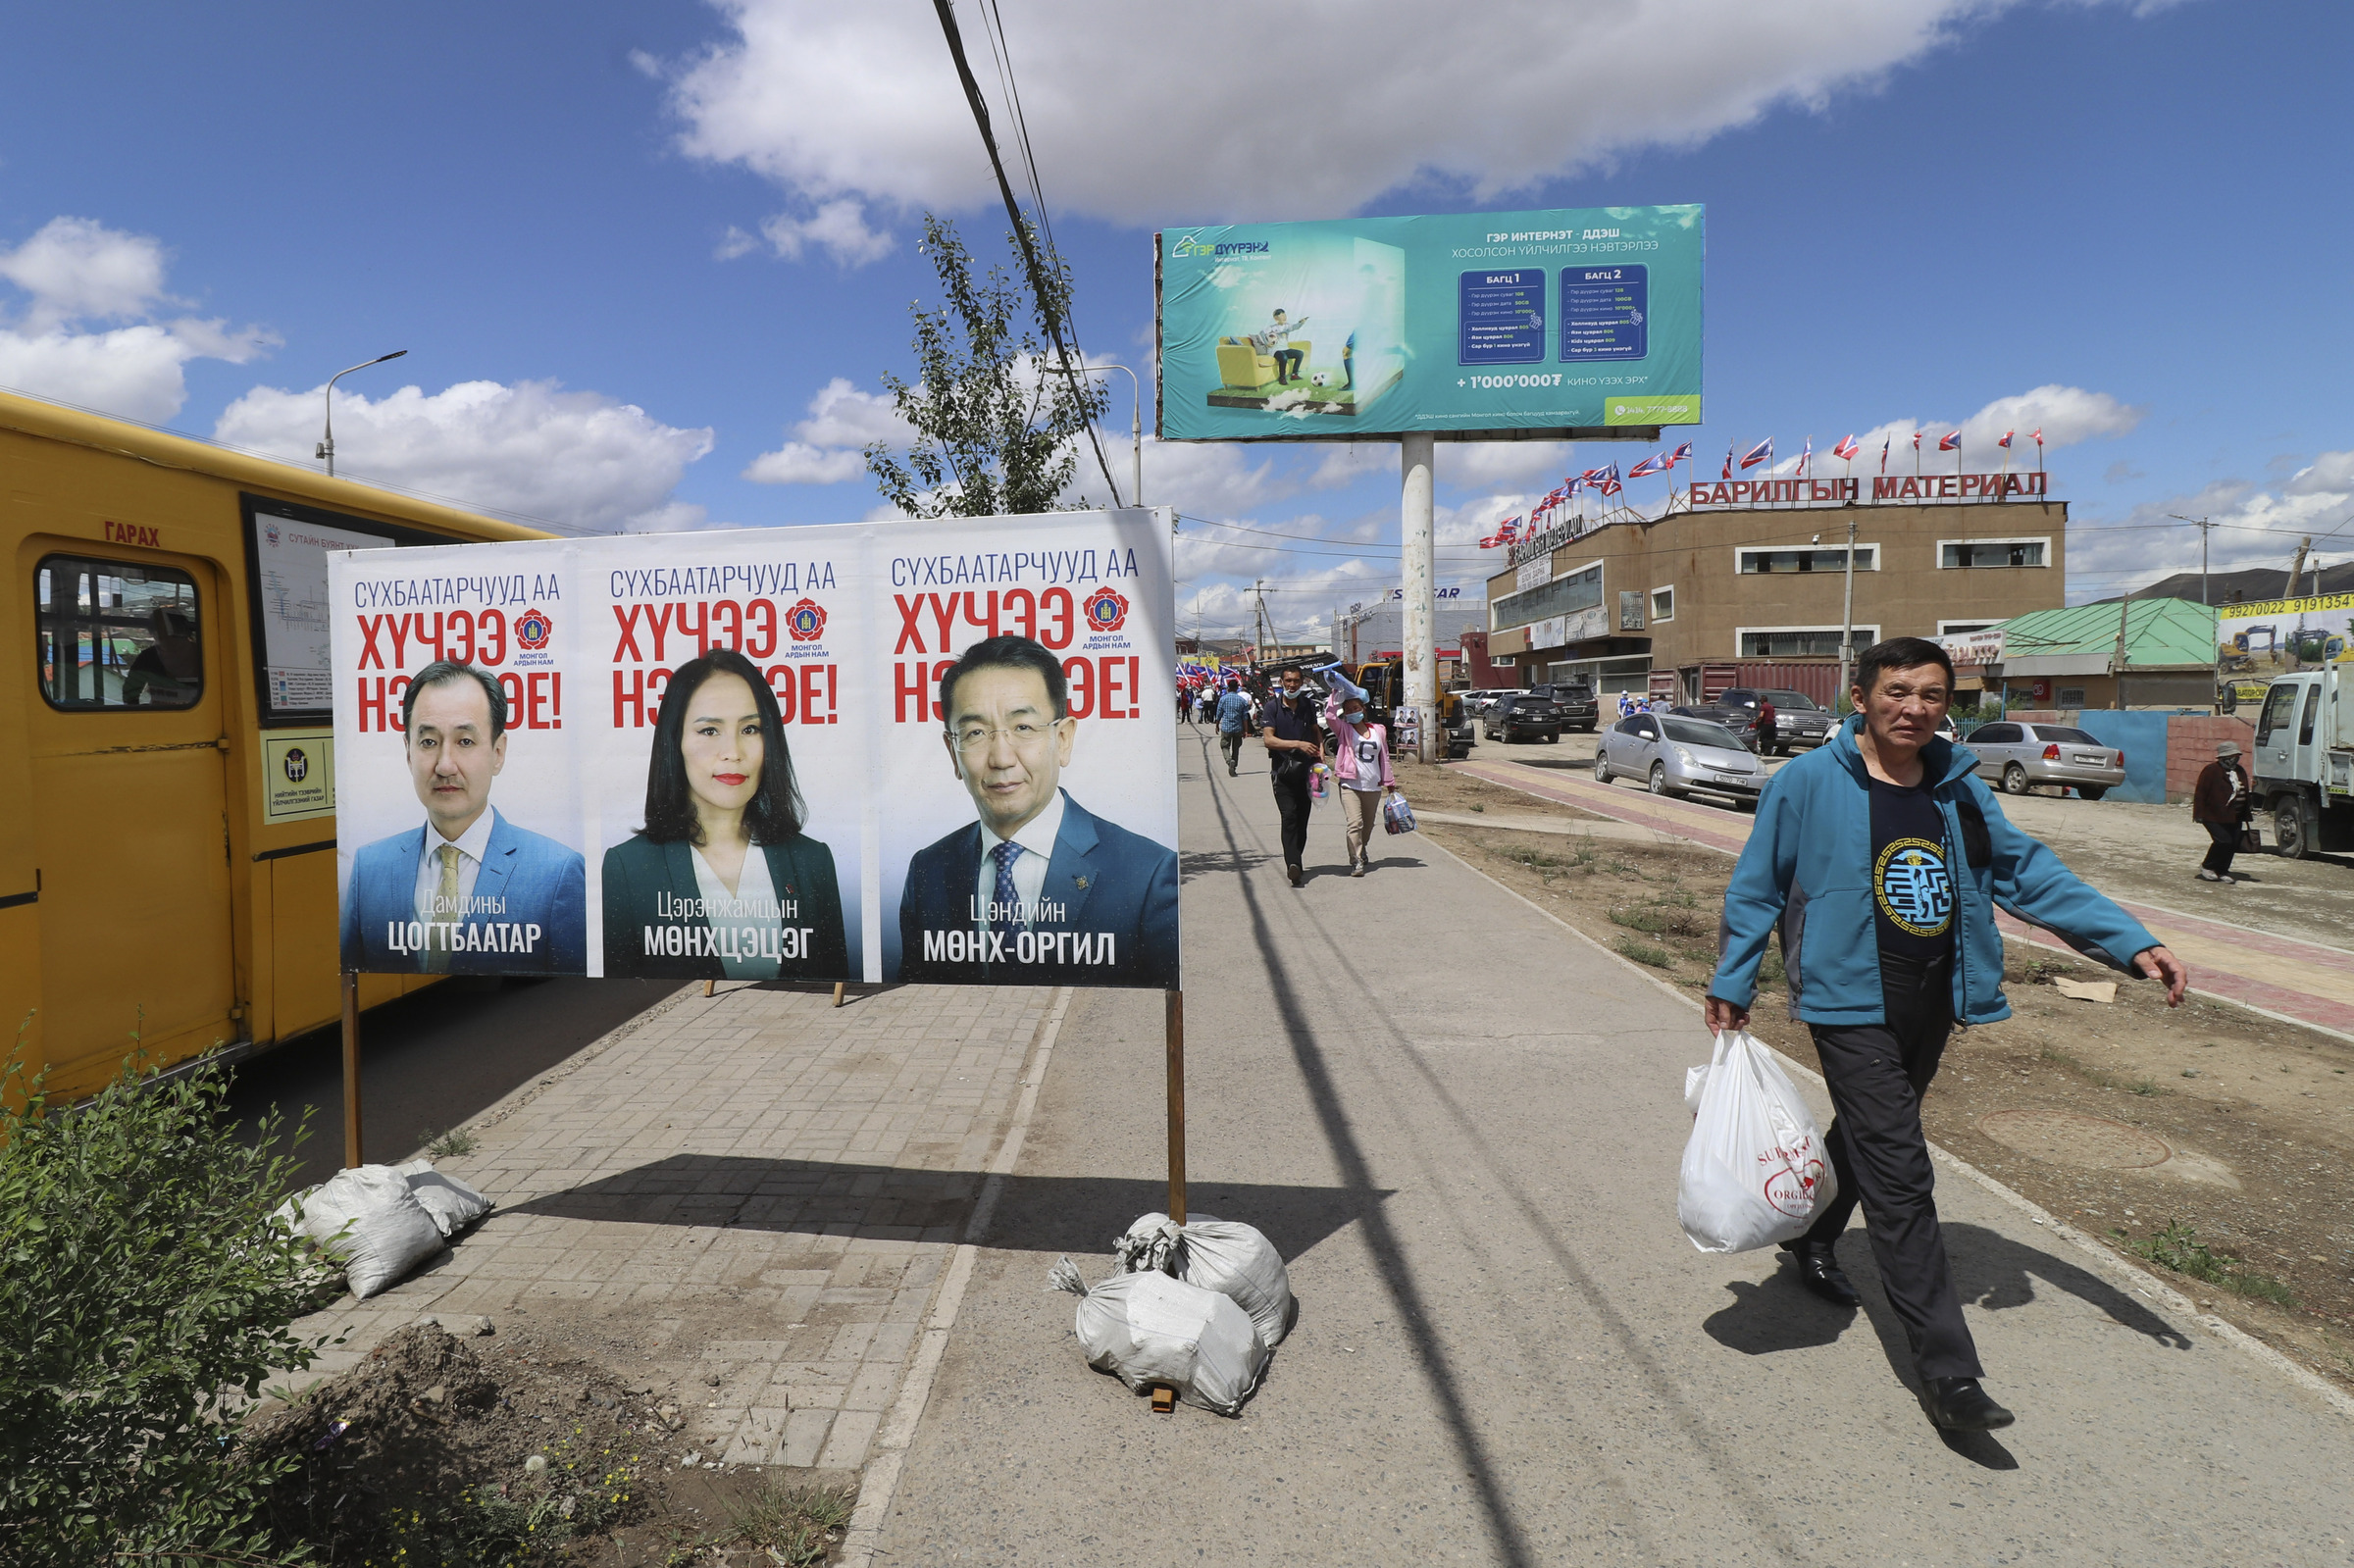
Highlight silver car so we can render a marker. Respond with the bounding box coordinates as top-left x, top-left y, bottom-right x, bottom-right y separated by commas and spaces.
1964, 721, 2125, 800
1593, 713, 1764, 806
